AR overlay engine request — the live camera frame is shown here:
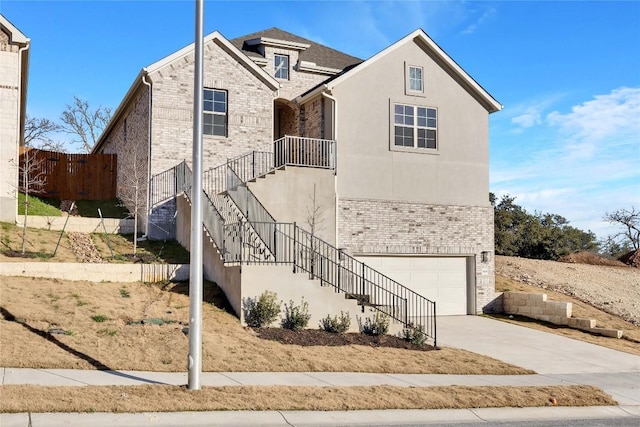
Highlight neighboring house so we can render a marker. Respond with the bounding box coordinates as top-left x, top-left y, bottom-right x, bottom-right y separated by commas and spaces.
94, 27, 501, 338
0, 14, 30, 223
